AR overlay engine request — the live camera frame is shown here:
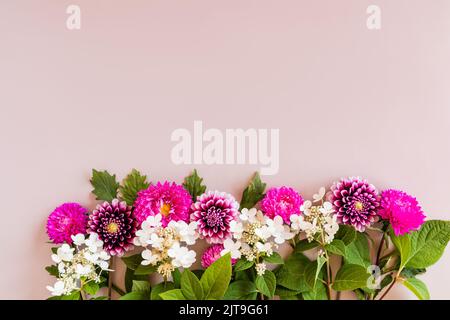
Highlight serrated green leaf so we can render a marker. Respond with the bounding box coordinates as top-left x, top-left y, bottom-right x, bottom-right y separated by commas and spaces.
264, 252, 284, 264
134, 264, 156, 275
150, 282, 175, 300
83, 281, 100, 295
402, 277, 430, 300
391, 220, 450, 270
335, 225, 357, 245
294, 239, 320, 252
119, 169, 149, 205
325, 239, 346, 256
61, 291, 81, 300
172, 269, 182, 288
332, 264, 370, 291
132, 280, 150, 293
90, 169, 119, 202
274, 286, 301, 297
45, 265, 59, 277
302, 281, 328, 300
255, 270, 276, 298
304, 254, 326, 290
159, 289, 186, 300
275, 253, 312, 292
119, 291, 150, 300
183, 169, 207, 202
344, 232, 371, 268
121, 254, 143, 271
239, 172, 266, 210
181, 269, 204, 300
200, 253, 232, 299
233, 259, 254, 272
224, 280, 258, 300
